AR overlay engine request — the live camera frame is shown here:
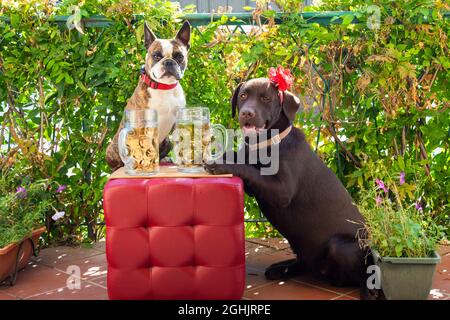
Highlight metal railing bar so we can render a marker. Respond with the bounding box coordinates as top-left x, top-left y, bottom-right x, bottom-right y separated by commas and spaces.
1, 11, 448, 27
